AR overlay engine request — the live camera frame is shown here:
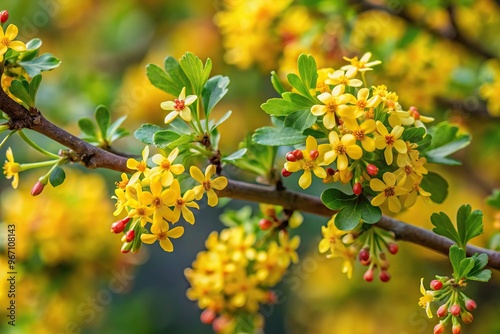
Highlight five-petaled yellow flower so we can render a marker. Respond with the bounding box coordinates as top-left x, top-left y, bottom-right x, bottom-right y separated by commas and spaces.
190, 164, 228, 207
3, 147, 21, 189
0, 24, 26, 62
418, 278, 434, 319
370, 172, 408, 213
150, 147, 185, 187
342, 52, 382, 73
324, 68, 362, 88
165, 179, 200, 224
374, 121, 407, 165
311, 85, 355, 129
126, 146, 150, 185
323, 131, 363, 170
141, 223, 184, 252
161, 87, 197, 124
